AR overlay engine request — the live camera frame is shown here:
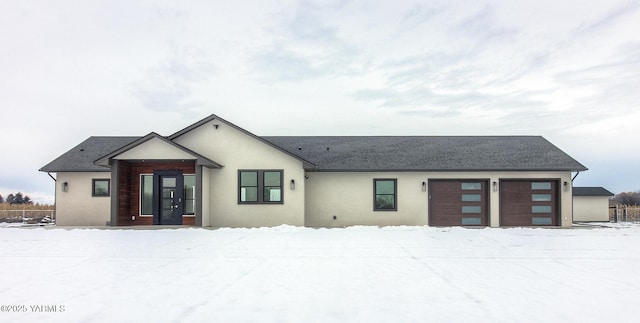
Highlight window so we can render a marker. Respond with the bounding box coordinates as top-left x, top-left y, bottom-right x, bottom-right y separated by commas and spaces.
238, 170, 283, 204
532, 205, 552, 213
141, 175, 153, 215
531, 182, 552, 190
461, 194, 481, 202
184, 175, 195, 214
374, 179, 397, 211
461, 182, 482, 190
92, 179, 110, 197
532, 194, 552, 202
462, 206, 481, 213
